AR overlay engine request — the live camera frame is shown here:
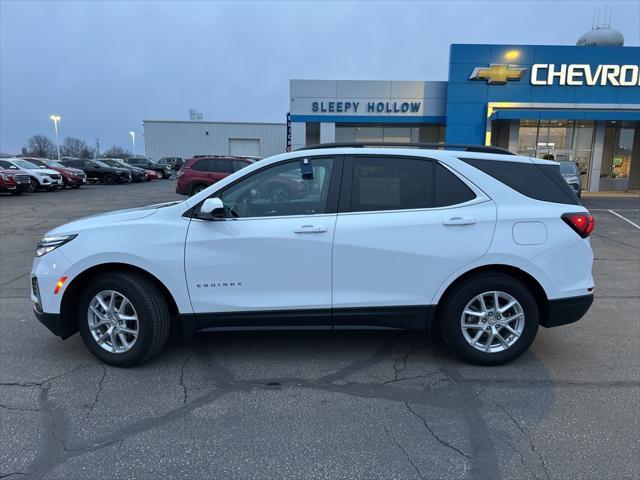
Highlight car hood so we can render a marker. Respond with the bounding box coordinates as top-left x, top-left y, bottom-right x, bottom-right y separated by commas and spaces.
59, 167, 84, 175
34, 168, 61, 176
562, 173, 579, 183
46, 201, 183, 235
